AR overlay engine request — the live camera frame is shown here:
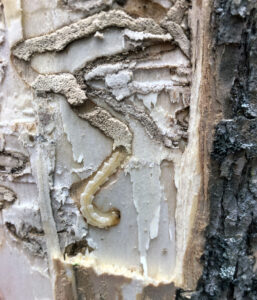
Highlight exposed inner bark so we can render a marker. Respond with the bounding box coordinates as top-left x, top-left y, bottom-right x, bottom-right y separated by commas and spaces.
178, 1, 257, 299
